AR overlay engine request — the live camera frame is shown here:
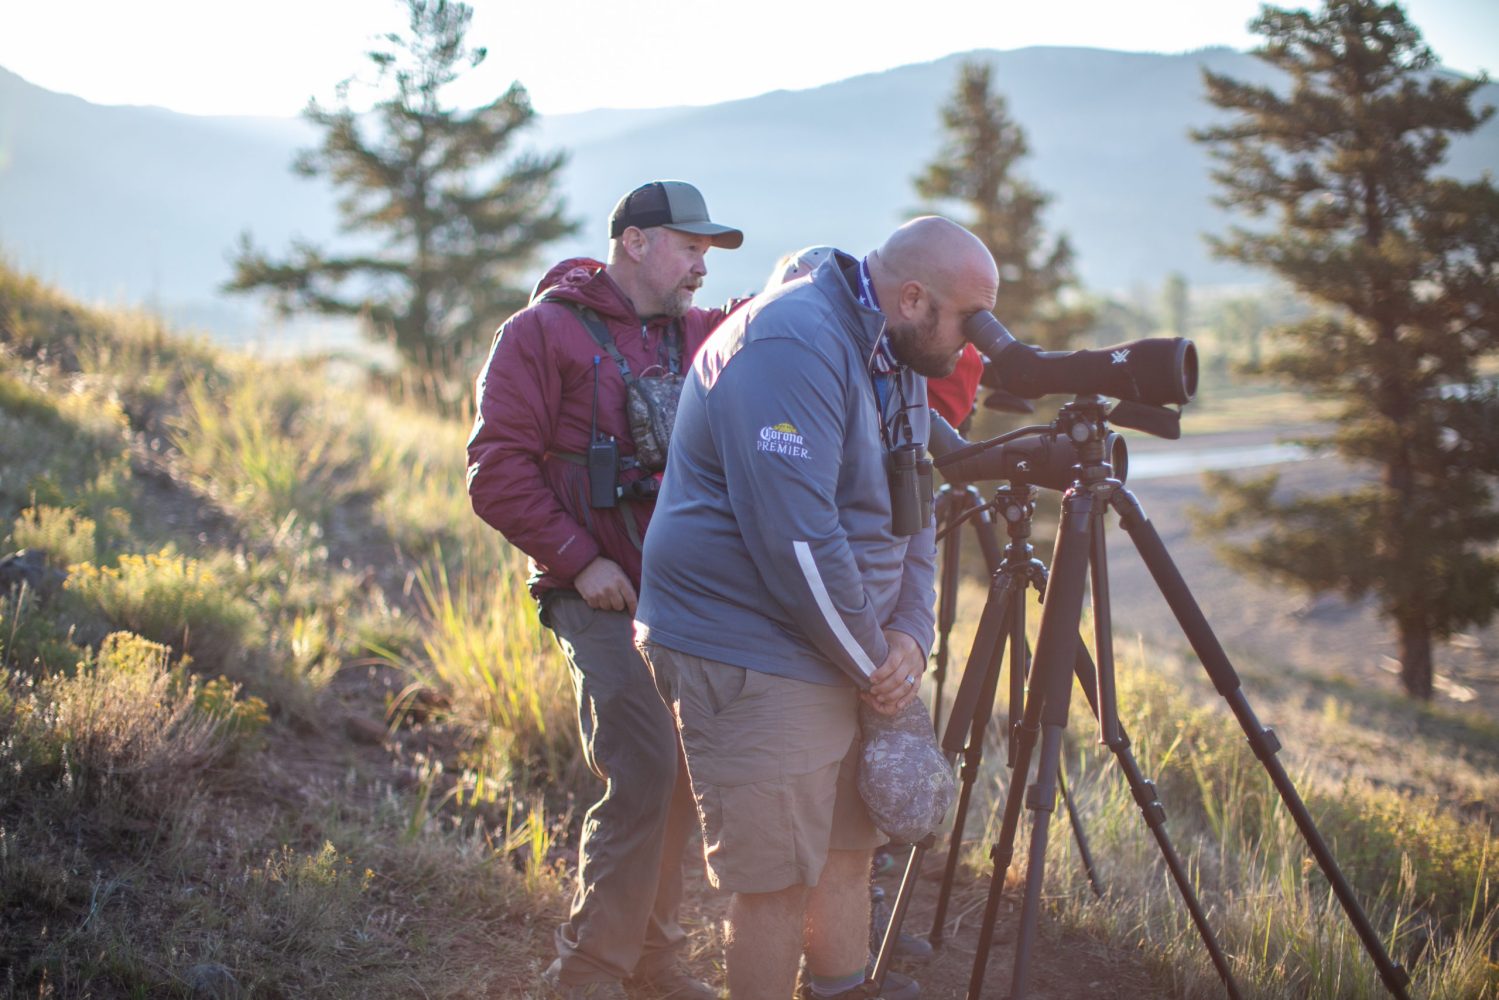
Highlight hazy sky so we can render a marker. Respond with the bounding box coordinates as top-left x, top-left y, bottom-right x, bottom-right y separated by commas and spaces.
3, 0, 1495, 118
